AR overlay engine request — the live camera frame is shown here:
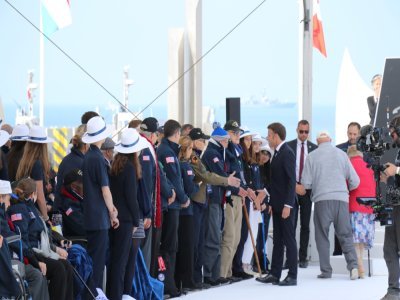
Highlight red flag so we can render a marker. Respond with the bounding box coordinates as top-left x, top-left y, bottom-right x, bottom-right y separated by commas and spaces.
313, 0, 327, 57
